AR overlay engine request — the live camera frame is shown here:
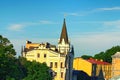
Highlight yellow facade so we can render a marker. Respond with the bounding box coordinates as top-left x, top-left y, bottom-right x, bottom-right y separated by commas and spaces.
73, 58, 92, 76
23, 43, 66, 80
112, 52, 120, 78
73, 57, 112, 80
